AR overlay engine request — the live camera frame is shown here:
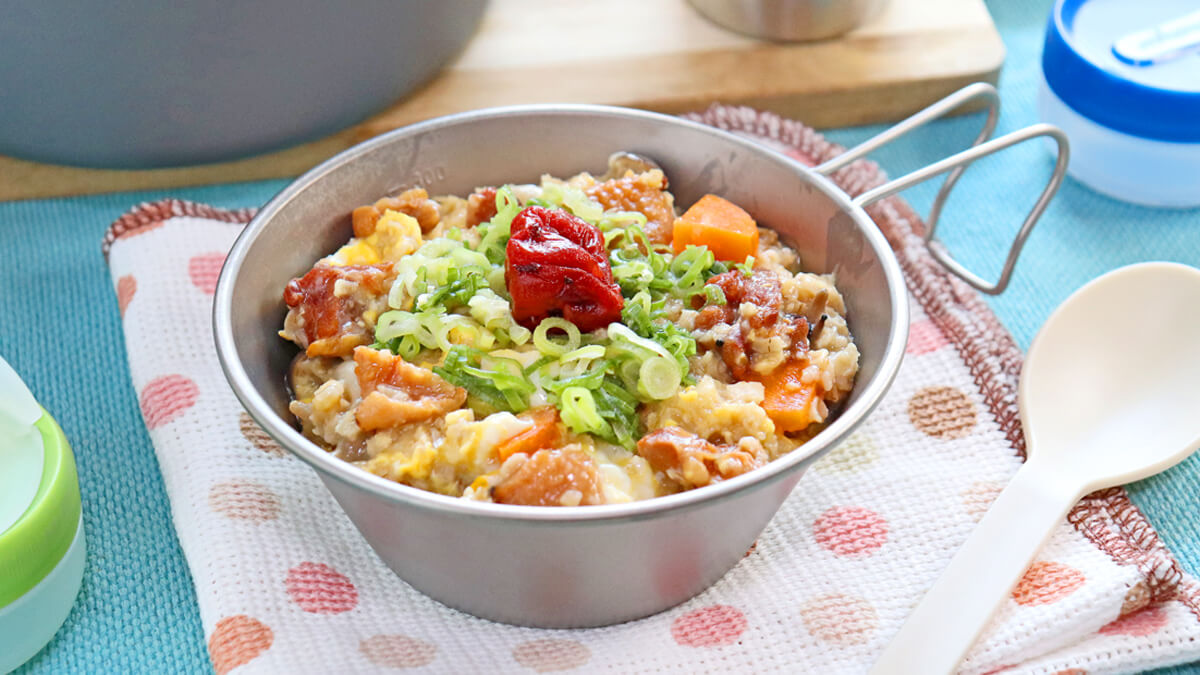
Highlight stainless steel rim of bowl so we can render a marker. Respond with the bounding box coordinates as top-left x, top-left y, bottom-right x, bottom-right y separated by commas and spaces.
213, 103, 910, 523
